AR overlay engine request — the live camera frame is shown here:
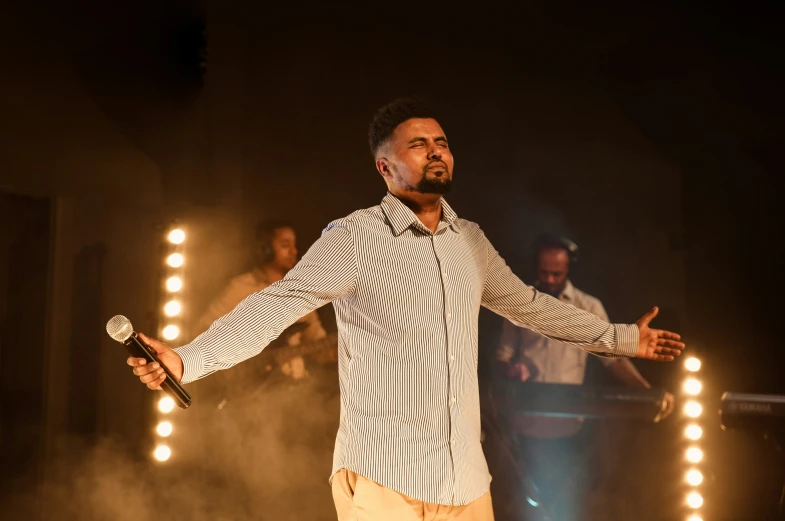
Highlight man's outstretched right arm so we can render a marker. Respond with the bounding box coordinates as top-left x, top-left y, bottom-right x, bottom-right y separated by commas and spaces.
127, 223, 357, 387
